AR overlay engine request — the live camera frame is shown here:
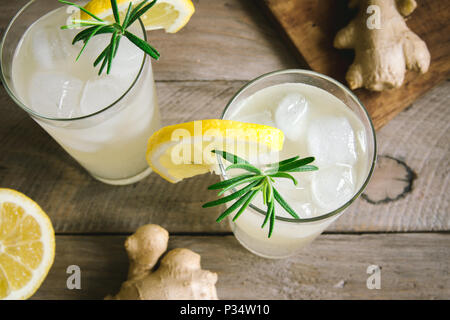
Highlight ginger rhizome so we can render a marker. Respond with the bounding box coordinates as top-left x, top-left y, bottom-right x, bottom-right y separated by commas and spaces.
334, 0, 430, 91
107, 224, 218, 300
